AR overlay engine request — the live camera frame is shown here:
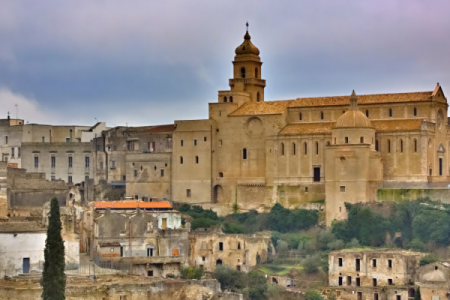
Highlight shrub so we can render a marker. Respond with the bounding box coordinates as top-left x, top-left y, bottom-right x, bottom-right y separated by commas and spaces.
345, 238, 361, 249
303, 255, 321, 274
191, 217, 219, 230
327, 239, 345, 250
222, 222, 244, 234
304, 289, 324, 300
420, 254, 438, 266
180, 266, 204, 280
410, 238, 427, 252
214, 265, 245, 292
